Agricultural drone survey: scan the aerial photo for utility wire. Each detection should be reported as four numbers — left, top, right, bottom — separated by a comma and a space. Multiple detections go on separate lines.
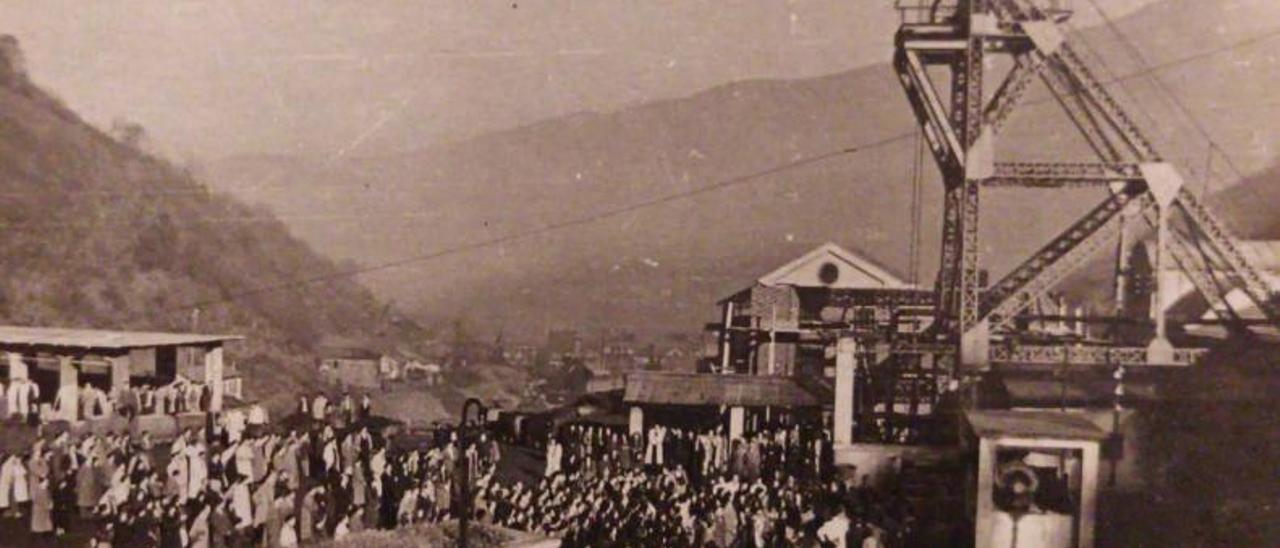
1082, 0, 1279, 266
3, 27, 1276, 236
1084, 0, 1252, 185
172, 28, 1280, 311
183, 134, 914, 310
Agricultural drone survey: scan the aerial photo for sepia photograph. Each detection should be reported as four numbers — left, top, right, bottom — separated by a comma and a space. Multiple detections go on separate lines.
0, 0, 1275, 546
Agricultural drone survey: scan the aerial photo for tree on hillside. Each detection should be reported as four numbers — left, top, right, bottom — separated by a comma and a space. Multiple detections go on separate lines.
110, 118, 148, 150
134, 212, 179, 271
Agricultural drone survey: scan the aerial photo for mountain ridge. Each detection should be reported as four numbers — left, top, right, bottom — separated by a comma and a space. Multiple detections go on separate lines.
207, 0, 1280, 341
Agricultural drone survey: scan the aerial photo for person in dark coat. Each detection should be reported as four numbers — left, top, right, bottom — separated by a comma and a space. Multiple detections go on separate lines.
158, 496, 184, 548
52, 473, 75, 536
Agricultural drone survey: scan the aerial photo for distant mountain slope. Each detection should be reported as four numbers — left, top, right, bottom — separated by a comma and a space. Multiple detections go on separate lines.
1212, 163, 1280, 239
208, 0, 1280, 339
0, 38, 409, 408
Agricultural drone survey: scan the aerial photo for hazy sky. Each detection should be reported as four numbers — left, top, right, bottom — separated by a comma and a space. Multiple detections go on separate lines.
0, 0, 1159, 161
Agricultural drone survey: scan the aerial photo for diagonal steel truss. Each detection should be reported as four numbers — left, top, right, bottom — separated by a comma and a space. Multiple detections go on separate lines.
892, 0, 1278, 370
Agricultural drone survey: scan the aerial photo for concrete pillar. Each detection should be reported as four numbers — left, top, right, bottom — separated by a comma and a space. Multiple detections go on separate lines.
728, 406, 745, 440
767, 304, 777, 376
974, 438, 996, 547
720, 302, 734, 374
1147, 207, 1175, 363
833, 337, 857, 446
59, 356, 79, 421
109, 355, 130, 391
628, 406, 644, 436
204, 345, 225, 412
7, 352, 27, 381
1080, 442, 1101, 548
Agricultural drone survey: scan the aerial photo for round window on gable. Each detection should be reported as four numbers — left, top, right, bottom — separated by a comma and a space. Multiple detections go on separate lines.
818, 262, 840, 285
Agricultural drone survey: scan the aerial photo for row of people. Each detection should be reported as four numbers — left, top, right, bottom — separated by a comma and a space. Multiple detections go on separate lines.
298, 392, 372, 425
546, 423, 835, 486
0, 378, 219, 424
0, 405, 505, 547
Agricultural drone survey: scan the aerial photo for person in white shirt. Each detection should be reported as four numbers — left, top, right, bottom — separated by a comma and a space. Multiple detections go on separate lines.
333, 515, 350, 539
311, 393, 328, 421
817, 505, 851, 546
544, 437, 562, 477
279, 515, 299, 547
229, 477, 253, 532
225, 409, 247, 443
645, 426, 665, 466
6, 379, 24, 418
247, 403, 267, 426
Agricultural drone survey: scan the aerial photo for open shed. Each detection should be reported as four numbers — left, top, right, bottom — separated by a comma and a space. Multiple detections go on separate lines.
0, 325, 240, 420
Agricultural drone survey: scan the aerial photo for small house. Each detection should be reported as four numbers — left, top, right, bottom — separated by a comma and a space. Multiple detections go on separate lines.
318, 338, 384, 390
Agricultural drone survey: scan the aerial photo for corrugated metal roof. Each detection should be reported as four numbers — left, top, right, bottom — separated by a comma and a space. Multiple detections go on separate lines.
0, 325, 241, 350
965, 410, 1109, 442
624, 371, 824, 407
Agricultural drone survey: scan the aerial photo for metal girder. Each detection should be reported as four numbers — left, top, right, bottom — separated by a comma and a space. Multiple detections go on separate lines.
892, 0, 1274, 382
1175, 190, 1280, 318
951, 6, 986, 340
995, 0, 1278, 325
894, 47, 964, 176
1052, 45, 1160, 161
983, 54, 1044, 134
998, 0, 1157, 161
983, 190, 1147, 329
985, 161, 1144, 187
903, 39, 969, 52
893, 339, 1204, 367
989, 344, 1205, 367
1036, 56, 1129, 163
891, 339, 955, 355
936, 186, 964, 331
821, 288, 936, 308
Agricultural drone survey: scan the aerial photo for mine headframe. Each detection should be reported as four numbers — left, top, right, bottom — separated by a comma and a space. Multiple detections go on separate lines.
891, 0, 1279, 373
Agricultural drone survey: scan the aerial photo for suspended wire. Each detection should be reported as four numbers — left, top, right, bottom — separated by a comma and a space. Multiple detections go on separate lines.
1083, 0, 1251, 187
1, 28, 1272, 237
181, 133, 916, 311
116, 28, 1280, 312
1081, 0, 1280, 266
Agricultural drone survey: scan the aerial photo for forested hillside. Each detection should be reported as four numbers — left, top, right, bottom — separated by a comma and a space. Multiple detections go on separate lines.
0, 37, 409, 407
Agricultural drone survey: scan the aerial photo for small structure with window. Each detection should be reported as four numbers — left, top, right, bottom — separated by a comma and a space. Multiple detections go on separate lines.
0, 325, 240, 421
318, 338, 385, 389
964, 409, 1105, 548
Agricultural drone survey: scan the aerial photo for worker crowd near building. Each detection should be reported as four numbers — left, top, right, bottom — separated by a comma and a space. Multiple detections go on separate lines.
0, 389, 503, 547
483, 423, 931, 546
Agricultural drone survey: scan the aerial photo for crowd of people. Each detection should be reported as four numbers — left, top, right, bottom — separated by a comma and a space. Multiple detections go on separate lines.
0, 390, 503, 547
0, 386, 942, 547
543, 424, 836, 485
0, 377, 223, 425
504, 422, 925, 547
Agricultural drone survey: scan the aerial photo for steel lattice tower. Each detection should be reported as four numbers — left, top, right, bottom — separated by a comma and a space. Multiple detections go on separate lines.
893, 0, 1278, 371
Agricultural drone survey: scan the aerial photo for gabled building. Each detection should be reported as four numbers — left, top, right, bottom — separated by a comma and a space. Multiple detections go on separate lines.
710, 242, 932, 378
628, 243, 933, 441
